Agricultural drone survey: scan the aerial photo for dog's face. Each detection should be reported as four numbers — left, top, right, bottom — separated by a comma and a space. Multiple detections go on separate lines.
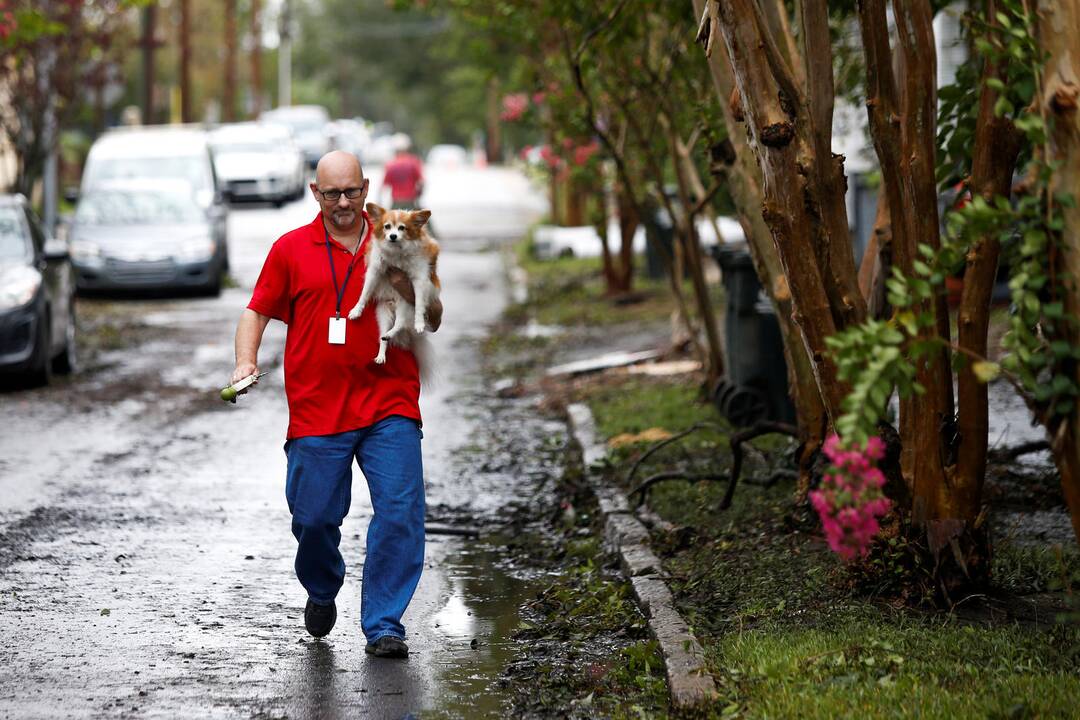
366, 204, 431, 247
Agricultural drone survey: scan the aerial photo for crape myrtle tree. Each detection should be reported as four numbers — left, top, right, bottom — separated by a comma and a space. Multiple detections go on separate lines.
0, 0, 144, 198
698, 0, 1080, 596
410, 0, 730, 385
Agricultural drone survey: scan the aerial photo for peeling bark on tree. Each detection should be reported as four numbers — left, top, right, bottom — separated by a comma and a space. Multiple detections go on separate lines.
710, 0, 865, 419
692, 0, 826, 488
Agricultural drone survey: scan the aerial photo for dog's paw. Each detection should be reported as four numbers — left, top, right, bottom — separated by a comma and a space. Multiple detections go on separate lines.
374, 354, 386, 365
413, 321, 426, 334
347, 305, 364, 320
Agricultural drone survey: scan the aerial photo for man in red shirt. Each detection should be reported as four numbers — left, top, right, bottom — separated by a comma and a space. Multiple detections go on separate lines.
230, 150, 442, 658
381, 135, 424, 209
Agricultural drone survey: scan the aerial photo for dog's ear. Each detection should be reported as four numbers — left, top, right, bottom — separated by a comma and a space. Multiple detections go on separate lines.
366, 203, 385, 221
410, 209, 432, 228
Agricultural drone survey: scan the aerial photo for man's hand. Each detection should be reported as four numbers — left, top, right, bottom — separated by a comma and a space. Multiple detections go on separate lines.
231, 362, 259, 394
387, 267, 443, 332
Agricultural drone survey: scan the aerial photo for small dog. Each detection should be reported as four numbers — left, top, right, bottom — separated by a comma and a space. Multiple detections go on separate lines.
347, 203, 440, 383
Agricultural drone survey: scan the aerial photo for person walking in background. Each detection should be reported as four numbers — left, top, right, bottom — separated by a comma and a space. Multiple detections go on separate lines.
381, 134, 425, 210
230, 150, 442, 658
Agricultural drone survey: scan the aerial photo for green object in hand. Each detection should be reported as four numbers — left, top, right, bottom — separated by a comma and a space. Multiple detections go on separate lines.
220, 371, 269, 403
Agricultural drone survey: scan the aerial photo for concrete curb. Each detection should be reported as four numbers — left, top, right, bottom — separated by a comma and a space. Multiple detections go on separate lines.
566, 403, 718, 709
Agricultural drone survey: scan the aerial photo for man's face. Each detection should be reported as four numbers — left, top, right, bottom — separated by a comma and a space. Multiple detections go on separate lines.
311, 167, 369, 231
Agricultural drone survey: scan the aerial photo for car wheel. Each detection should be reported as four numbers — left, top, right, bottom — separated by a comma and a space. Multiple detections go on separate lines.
52, 301, 77, 375
26, 315, 52, 387
204, 268, 223, 297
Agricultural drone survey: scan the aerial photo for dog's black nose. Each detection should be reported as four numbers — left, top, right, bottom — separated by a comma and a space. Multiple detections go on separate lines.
389, 233, 398, 241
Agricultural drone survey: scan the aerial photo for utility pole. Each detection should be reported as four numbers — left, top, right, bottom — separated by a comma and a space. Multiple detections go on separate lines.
139, 3, 163, 124
224, 0, 238, 122
180, 0, 192, 123
250, 0, 263, 117
278, 0, 292, 107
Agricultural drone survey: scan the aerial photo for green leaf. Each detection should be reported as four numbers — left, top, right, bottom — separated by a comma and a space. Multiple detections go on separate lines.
972, 361, 1001, 383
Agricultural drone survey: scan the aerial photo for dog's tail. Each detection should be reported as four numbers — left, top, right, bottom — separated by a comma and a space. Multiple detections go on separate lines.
412, 335, 439, 389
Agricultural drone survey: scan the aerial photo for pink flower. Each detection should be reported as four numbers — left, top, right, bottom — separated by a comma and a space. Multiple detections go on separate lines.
810, 434, 892, 562
538, 144, 562, 170
500, 93, 529, 122
572, 140, 600, 167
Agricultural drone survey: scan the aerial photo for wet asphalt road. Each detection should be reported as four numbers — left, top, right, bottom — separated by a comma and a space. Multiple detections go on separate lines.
0, 168, 555, 719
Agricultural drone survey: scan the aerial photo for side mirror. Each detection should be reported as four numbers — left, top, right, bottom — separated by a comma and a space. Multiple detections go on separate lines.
43, 237, 70, 261
63, 186, 79, 204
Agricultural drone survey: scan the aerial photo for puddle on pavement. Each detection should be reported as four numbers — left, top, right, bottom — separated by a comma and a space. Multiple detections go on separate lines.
425, 533, 542, 718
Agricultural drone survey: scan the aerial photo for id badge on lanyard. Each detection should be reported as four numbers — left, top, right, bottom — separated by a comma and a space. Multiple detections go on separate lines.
328, 317, 347, 344
325, 228, 359, 345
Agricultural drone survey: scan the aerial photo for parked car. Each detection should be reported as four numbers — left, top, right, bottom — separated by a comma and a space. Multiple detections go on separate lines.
0, 194, 76, 385
426, 143, 469, 168
259, 105, 331, 167
327, 118, 372, 163
210, 122, 306, 206
69, 180, 228, 296
73, 124, 229, 262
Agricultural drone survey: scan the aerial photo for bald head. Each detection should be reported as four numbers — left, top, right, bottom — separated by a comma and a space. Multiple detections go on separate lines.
315, 150, 364, 186
311, 151, 369, 234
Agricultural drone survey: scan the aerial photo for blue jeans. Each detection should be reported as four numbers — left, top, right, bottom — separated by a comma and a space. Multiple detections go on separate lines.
284, 415, 425, 643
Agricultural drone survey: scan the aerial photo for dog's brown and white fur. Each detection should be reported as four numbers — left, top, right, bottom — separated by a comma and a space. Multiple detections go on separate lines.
347, 203, 440, 382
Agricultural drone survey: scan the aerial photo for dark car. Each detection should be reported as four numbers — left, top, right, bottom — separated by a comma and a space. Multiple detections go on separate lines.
0, 194, 77, 385
68, 180, 228, 295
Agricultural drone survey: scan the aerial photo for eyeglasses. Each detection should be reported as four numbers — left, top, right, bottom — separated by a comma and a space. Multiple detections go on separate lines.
316, 185, 365, 201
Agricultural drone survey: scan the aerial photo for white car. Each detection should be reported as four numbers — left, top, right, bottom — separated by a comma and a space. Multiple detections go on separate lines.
426, 144, 469, 168
76, 124, 228, 263
211, 122, 306, 206
259, 105, 331, 167
327, 118, 372, 162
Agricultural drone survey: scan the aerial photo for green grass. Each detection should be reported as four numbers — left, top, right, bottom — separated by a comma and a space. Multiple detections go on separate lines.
578, 379, 1080, 719
510, 234, 723, 328
713, 621, 1080, 719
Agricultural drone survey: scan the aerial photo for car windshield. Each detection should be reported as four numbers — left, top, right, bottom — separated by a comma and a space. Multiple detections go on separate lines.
267, 117, 323, 135
0, 207, 29, 260
75, 190, 203, 226
85, 156, 211, 192
213, 140, 278, 154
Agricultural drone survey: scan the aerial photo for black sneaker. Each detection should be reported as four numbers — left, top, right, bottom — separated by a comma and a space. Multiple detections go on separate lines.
304, 599, 336, 638
365, 635, 409, 658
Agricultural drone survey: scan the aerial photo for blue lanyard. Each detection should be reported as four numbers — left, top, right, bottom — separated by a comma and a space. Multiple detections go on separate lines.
324, 227, 361, 318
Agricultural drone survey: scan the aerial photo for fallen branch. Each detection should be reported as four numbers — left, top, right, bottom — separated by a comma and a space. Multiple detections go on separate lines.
988, 440, 1051, 463
625, 421, 725, 487
630, 471, 728, 507
723, 421, 799, 509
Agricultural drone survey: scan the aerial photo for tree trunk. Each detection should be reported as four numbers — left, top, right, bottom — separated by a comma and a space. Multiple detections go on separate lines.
1037, 0, 1080, 544
180, 0, 192, 123
709, 0, 862, 420
954, 1, 1022, 521
693, 0, 826, 475
486, 76, 502, 164
224, 0, 237, 122
857, 192, 892, 319
616, 182, 637, 293
250, 0, 263, 118
857, 0, 955, 523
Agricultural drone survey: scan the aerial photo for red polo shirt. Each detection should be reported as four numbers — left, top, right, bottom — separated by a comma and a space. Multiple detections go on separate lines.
248, 212, 421, 439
